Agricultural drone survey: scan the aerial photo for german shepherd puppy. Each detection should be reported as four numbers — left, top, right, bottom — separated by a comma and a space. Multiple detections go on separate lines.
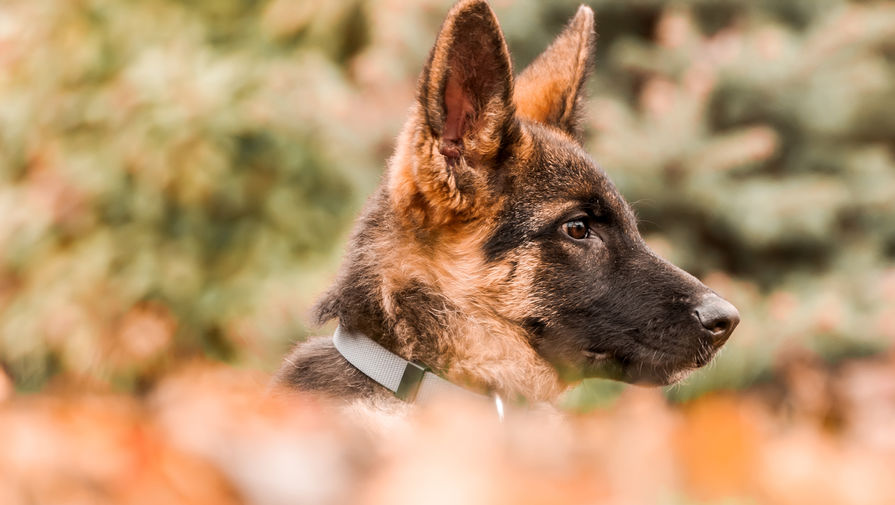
276, 0, 739, 406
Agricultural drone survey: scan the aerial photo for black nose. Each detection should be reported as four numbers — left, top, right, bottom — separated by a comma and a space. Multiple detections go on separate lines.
693, 294, 740, 348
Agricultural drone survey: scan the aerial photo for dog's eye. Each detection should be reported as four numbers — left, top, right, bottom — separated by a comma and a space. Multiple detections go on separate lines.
563, 218, 590, 240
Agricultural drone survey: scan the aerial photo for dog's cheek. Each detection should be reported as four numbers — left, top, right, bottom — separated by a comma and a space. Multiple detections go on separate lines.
544, 239, 612, 304
528, 242, 633, 350
490, 248, 545, 323
526, 244, 593, 320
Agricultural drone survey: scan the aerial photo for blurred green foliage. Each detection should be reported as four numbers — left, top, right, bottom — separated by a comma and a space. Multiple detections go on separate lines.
0, 0, 893, 401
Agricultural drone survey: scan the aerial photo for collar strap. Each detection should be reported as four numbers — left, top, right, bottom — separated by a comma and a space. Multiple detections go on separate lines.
332, 325, 495, 409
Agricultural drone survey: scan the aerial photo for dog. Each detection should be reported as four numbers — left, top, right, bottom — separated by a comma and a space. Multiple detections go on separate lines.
275, 0, 739, 411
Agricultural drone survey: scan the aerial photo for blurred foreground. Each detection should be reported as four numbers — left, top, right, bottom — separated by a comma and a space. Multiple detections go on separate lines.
3, 358, 895, 505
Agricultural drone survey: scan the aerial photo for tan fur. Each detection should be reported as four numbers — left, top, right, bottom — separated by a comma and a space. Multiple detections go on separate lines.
373, 1, 596, 402
384, 149, 564, 400
280, 1, 602, 406
515, 6, 596, 141
383, 67, 566, 399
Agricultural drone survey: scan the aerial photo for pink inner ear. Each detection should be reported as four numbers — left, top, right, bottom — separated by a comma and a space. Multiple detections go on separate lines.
440, 72, 474, 160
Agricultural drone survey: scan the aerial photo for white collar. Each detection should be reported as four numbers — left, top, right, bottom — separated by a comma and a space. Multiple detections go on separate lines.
332, 325, 504, 420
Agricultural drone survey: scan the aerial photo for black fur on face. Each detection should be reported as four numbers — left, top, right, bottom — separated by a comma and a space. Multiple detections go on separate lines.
486, 124, 731, 386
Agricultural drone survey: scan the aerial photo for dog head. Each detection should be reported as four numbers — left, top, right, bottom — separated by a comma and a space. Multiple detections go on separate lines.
378, 0, 739, 389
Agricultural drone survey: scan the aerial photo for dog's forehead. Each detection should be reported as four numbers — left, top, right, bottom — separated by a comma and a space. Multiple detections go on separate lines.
512, 125, 629, 216
482, 124, 641, 261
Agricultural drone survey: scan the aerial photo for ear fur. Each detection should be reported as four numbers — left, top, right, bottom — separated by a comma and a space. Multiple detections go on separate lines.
391, 0, 519, 228
514, 5, 596, 141
419, 0, 517, 165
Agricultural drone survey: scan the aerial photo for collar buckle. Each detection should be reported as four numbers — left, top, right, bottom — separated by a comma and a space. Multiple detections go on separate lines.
395, 360, 428, 401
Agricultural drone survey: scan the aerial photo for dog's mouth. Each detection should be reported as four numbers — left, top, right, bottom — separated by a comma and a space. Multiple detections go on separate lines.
532, 322, 728, 387
581, 344, 715, 386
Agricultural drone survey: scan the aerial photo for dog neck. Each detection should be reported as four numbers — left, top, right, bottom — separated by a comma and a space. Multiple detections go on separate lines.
313, 188, 566, 403
332, 324, 507, 418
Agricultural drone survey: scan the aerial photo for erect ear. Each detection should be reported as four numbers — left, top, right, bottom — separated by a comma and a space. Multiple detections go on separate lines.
514, 5, 596, 142
397, 0, 519, 226
418, 0, 517, 170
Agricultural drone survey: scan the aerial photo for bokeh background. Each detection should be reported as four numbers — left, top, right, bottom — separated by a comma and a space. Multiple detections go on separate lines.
2, 0, 895, 503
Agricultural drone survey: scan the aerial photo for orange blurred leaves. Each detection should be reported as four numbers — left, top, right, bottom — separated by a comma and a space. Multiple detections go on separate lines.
674, 394, 762, 501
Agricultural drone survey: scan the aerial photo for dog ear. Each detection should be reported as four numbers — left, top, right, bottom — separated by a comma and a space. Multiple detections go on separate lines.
394, 0, 519, 227
419, 0, 517, 166
514, 5, 596, 142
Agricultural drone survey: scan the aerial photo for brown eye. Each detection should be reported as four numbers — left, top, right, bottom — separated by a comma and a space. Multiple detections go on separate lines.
563, 219, 590, 240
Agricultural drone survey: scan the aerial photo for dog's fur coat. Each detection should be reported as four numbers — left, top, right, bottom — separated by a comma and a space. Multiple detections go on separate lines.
275, 0, 739, 410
